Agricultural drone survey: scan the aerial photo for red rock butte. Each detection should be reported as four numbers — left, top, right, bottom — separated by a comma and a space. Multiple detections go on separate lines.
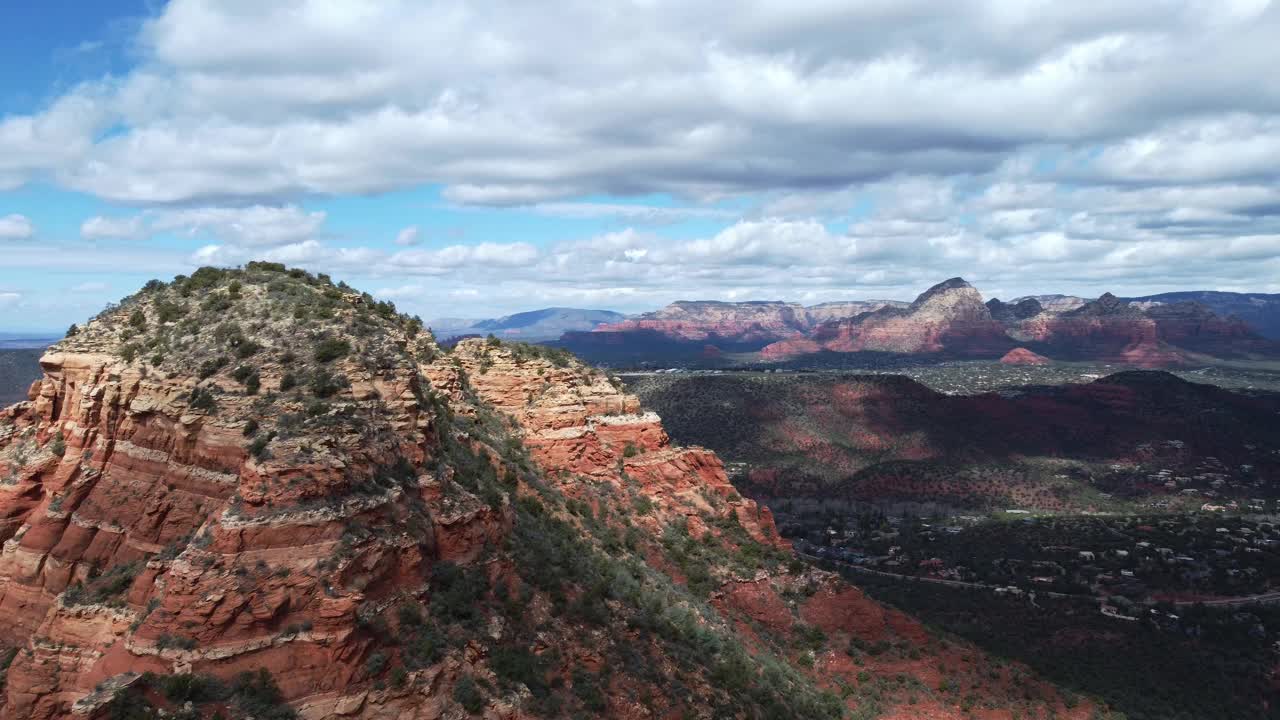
1000, 348, 1051, 365
0, 265, 1095, 719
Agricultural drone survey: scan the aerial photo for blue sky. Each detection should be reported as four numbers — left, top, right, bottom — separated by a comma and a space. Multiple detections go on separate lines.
3, 1, 1280, 331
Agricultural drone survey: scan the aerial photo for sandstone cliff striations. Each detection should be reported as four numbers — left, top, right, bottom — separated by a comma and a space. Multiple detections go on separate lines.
595, 300, 906, 345
763, 278, 1014, 359
0, 265, 1091, 719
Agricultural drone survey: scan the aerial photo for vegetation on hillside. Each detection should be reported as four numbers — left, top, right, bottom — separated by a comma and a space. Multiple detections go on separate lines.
849, 570, 1280, 720
66, 264, 847, 718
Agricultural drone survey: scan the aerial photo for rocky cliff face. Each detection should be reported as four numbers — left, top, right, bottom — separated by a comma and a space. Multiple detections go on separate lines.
594, 299, 904, 345
1006, 293, 1273, 367
762, 283, 1275, 367
1011, 294, 1089, 314
0, 266, 1091, 720
986, 298, 1044, 324
1123, 290, 1280, 340
763, 278, 1013, 358
556, 282, 1274, 368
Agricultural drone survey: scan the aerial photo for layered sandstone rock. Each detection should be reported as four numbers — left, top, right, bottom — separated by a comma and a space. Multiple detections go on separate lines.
1001, 292, 1278, 367
0, 267, 1094, 720
763, 278, 1013, 358
758, 283, 1274, 367
0, 270, 504, 719
593, 299, 905, 345
445, 340, 783, 547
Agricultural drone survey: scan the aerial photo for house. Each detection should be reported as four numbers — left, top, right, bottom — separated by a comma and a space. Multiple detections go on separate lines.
1078, 551, 1095, 561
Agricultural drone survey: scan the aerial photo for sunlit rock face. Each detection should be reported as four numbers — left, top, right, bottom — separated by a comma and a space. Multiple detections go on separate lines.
0, 266, 1096, 720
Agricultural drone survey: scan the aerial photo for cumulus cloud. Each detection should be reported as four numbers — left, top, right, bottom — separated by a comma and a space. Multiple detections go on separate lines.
81, 215, 146, 240
0, 0, 1275, 205
527, 202, 735, 223
395, 226, 421, 246
152, 205, 326, 246
82, 205, 325, 245
0, 214, 34, 240
3, 0, 1280, 322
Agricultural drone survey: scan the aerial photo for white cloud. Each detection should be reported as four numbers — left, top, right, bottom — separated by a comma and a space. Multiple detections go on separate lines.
1080, 114, 1280, 183
0, 214, 34, 240
527, 202, 735, 223
0, 292, 20, 307
395, 226, 421, 246
2, 1, 1280, 319
82, 205, 326, 246
0, 0, 1277, 205
391, 242, 539, 272
153, 205, 326, 247
81, 215, 146, 240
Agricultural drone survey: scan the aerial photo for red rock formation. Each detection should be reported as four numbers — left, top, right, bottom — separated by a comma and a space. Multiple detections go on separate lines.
594, 299, 905, 345
764, 278, 1013, 358
1000, 347, 1051, 365
0, 267, 1096, 720
762, 285, 1275, 367
443, 340, 785, 548
1001, 293, 1272, 367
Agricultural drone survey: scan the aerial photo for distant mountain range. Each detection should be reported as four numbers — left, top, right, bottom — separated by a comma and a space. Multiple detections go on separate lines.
1121, 291, 1280, 340
427, 307, 626, 341
555, 280, 1280, 368
0, 349, 43, 406
0, 332, 60, 350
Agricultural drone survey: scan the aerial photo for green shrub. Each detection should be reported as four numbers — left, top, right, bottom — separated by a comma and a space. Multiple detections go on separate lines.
232, 365, 261, 394
188, 387, 218, 412
453, 675, 485, 713
365, 651, 389, 677
248, 432, 276, 460
571, 668, 606, 712
491, 644, 549, 697
202, 294, 234, 313
314, 337, 351, 363
247, 261, 287, 274
430, 562, 488, 624
198, 356, 228, 379
49, 432, 66, 457
156, 633, 198, 650
155, 300, 185, 323
309, 369, 347, 398
186, 267, 228, 291
63, 562, 139, 607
